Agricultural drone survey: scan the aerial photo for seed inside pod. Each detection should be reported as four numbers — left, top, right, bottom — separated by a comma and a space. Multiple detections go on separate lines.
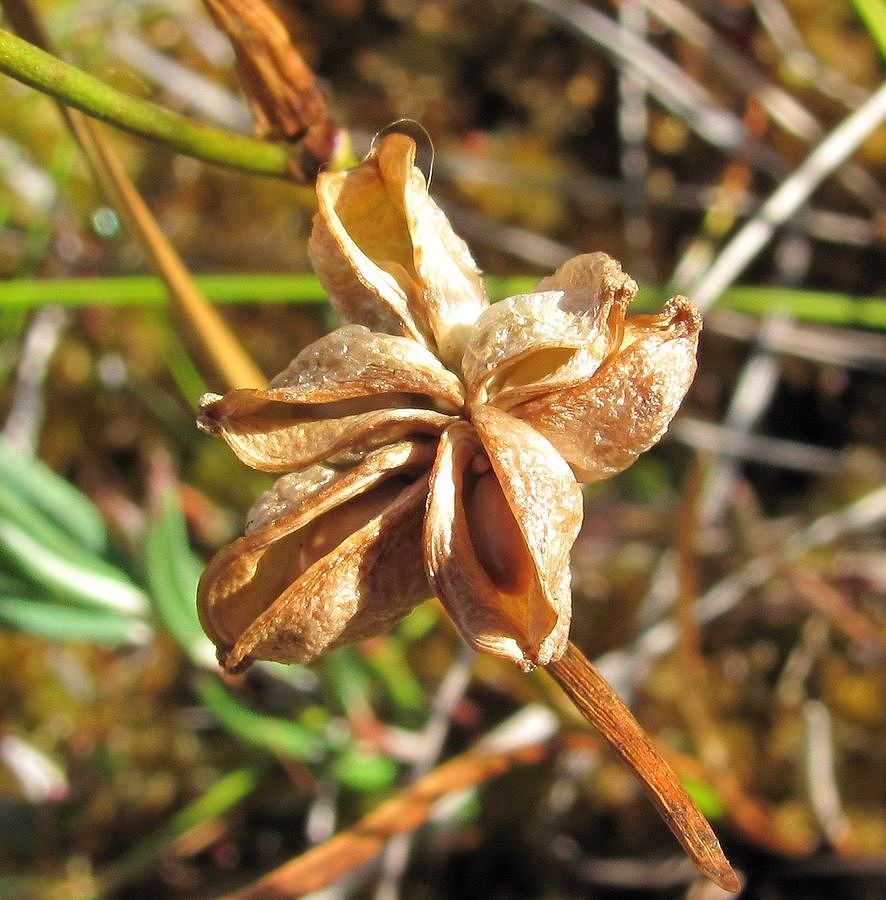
466, 466, 532, 595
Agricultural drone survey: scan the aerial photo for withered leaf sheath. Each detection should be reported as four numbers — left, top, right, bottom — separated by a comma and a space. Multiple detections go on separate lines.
197, 132, 701, 673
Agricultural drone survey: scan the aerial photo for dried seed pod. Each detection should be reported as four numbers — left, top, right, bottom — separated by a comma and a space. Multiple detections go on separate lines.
197, 130, 735, 890
309, 133, 488, 370
462, 252, 635, 407
424, 409, 581, 671
198, 441, 434, 670
512, 297, 701, 482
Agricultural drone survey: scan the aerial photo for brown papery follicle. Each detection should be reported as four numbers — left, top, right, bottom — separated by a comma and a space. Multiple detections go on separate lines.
297, 479, 411, 573
466, 470, 533, 595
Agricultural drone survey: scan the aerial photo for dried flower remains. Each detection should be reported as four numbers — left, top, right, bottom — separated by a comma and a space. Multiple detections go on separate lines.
197, 132, 738, 891
198, 132, 700, 673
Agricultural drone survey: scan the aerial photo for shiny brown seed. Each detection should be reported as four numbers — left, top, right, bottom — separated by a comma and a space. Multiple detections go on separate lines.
466, 469, 533, 595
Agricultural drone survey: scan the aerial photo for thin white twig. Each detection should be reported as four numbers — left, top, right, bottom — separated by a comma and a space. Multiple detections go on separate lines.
110, 31, 252, 131
803, 700, 853, 848
753, 0, 870, 109
641, 0, 822, 142
0, 734, 68, 802
707, 311, 886, 373
691, 83, 886, 310
641, 0, 883, 215
617, 1, 653, 278
432, 149, 876, 249
523, 0, 747, 149
373, 642, 475, 900
696, 315, 789, 522
445, 202, 573, 270
3, 305, 68, 456
671, 417, 875, 478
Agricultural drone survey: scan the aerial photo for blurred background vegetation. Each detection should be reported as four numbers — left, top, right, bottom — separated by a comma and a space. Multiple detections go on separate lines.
0, 0, 884, 897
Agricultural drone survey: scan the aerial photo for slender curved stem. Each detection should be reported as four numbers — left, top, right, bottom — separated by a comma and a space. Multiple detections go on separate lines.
0, 27, 292, 178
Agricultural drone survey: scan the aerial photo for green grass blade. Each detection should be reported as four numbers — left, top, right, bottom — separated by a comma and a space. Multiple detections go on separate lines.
97, 766, 263, 895
680, 775, 728, 820
156, 311, 210, 409
364, 639, 426, 716
0, 594, 150, 644
0, 518, 148, 614
332, 748, 399, 792
686, 285, 886, 329
0, 478, 115, 572
144, 491, 216, 667
0, 450, 148, 612
0, 273, 326, 307
196, 675, 326, 761
854, 0, 886, 58
0, 437, 108, 553
2, 273, 883, 329
323, 646, 373, 716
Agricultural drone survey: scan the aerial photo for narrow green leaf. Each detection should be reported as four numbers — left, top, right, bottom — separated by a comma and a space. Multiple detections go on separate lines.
97, 766, 262, 895
364, 639, 426, 716
0, 478, 144, 610
681, 775, 727, 820
196, 675, 326, 761
706, 285, 886, 329
323, 646, 373, 716
0, 572, 34, 595
144, 491, 215, 667
0, 437, 107, 553
0, 448, 146, 613
854, 0, 886, 58
396, 603, 440, 641
155, 311, 210, 409
332, 749, 399, 793
0, 595, 150, 645
0, 519, 148, 614
0, 273, 326, 307
634, 282, 886, 328
0, 479, 117, 576
2, 274, 884, 330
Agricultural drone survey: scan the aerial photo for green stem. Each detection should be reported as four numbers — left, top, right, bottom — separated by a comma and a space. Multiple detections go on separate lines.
0, 273, 326, 306
853, 0, 886, 58
0, 27, 292, 177
2, 273, 885, 330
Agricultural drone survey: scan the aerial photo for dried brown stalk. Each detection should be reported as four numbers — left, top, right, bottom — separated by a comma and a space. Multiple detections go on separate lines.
201, 0, 339, 181
223, 740, 553, 899
1, 0, 267, 393
790, 569, 886, 651
547, 641, 741, 893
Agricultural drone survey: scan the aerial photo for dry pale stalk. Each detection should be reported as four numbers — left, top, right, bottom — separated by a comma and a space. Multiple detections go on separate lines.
197, 130, 738, 890
201, 0, 340, 180
548, 642, 741, 893
2, 0, 267, 393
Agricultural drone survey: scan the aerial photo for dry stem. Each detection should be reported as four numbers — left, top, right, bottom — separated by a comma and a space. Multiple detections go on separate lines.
547, 640, 741, 893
